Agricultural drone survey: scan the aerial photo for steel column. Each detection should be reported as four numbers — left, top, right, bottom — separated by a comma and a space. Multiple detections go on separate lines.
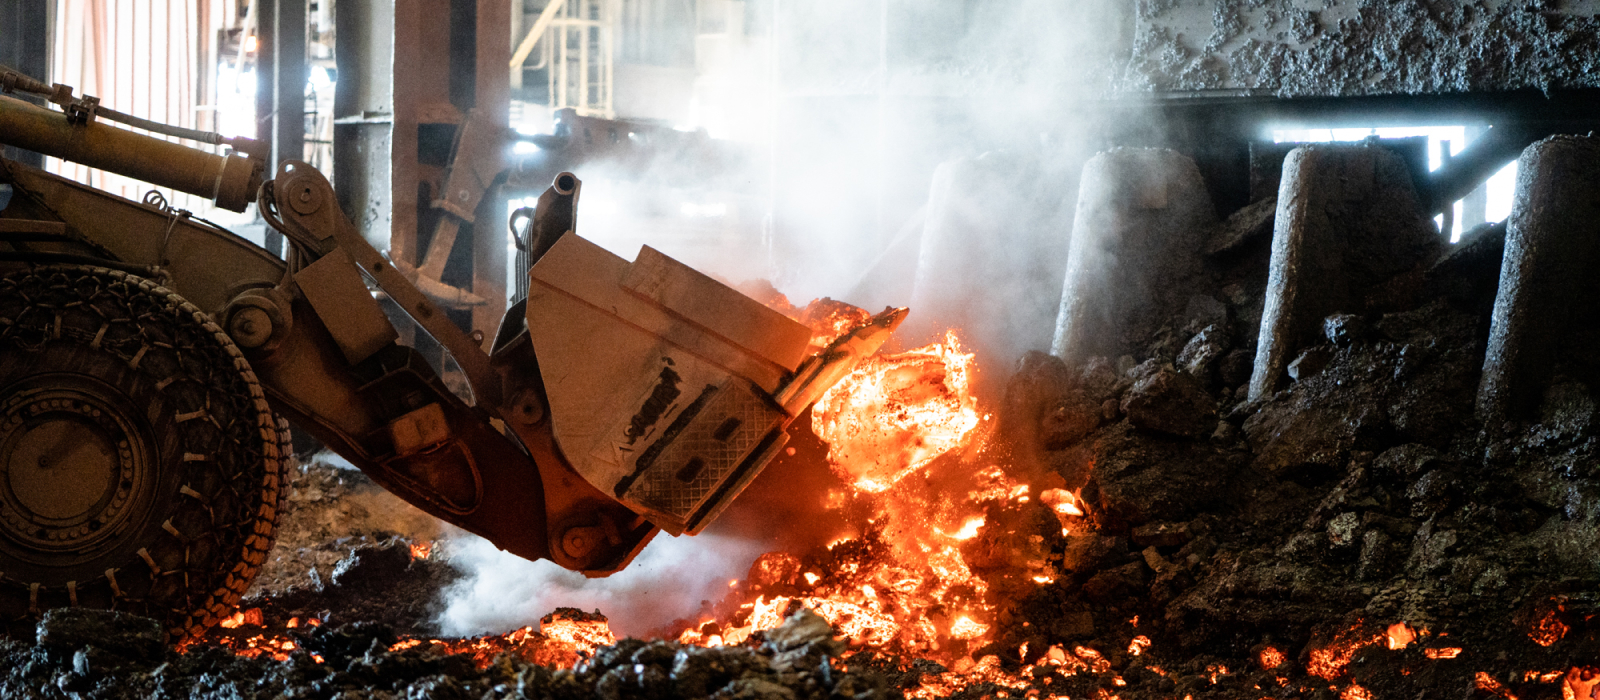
334, 0, 508, 356
272, 0, 307, 168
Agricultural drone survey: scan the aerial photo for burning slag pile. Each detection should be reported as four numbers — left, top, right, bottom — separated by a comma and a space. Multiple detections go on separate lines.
4, 136, 1600, 700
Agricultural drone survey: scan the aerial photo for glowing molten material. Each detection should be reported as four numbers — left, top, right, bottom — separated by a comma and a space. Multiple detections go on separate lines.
758, 293, 874, 350
541, 611, 617, 651
394, 609, 617, 669
1128, 636, 1151, 656
672, 329, 1079, 698
1477, 671, 1521, 700
798, 299, 874, 349
1308, 622, 1386, 680
949, 616, 988, 640
1564, 667, 1600, 700
1258, 646, 1286, 670
1531, 607, 1569, 647
1386, 622, 1416, 649
1040, 488, 1084, 517
812, 332, 980, 492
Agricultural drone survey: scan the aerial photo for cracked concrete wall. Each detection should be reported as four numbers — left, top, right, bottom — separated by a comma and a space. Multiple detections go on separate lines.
1119, 0, 1600, 97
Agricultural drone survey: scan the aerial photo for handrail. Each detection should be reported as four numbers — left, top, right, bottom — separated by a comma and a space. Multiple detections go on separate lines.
510, 0, 566, 70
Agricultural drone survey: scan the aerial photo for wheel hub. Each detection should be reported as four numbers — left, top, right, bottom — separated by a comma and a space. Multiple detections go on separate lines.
0, 379, 153, 564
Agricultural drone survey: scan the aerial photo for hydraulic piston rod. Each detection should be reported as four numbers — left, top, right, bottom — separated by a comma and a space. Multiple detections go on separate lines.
0, 94, 263, 211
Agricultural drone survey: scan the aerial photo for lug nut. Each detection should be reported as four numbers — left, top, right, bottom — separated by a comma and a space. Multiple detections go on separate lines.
229, 307, 273, 349
509, 390, 544, 425
561, 525, 602, 561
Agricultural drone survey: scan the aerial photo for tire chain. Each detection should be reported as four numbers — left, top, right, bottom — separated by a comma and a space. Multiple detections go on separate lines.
0, 265, 285, 642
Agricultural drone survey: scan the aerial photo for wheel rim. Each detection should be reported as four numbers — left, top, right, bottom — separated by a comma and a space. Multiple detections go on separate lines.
0, 375, 156, 567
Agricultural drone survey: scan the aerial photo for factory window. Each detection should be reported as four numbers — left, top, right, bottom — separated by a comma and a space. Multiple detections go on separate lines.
48, 0, 225, 213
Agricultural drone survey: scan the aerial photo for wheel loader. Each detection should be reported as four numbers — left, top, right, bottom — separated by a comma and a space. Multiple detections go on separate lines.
0, 71, 904, 641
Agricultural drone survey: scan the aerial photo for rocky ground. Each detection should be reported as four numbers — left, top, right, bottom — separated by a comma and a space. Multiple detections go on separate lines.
250, 455, 447, 603
952, 216, 1600, 699
231, 457, 459, 638
0, 607, 895, 700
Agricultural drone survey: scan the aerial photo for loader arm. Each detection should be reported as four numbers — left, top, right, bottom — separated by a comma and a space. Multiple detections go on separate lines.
254, 159, 655, 573
0, 85, 905, 578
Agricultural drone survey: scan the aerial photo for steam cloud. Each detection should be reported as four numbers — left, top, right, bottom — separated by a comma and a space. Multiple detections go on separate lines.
438, 1, 1140, 637
438, 531, 769, 638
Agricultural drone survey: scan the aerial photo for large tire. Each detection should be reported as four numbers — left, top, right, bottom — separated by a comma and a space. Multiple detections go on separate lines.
0, 265, 285, 642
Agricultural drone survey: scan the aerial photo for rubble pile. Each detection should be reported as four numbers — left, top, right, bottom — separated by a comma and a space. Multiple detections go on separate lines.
966, 304, 1596, 699
182, 458, 466, 657
252, 457, 448, 600
952, 190, 1600, 696
0, 608, 897, 700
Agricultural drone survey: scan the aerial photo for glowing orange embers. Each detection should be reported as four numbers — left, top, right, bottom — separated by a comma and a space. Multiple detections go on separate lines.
219, 608, 264, 629
1564, 667, 1600, 700
1127, 636, 1151, 656
1477, 671, 1521, 700
1386, 622, 1416, 650
230, 636, 299, 660
408, 539, 434, 561
1258, 646, 1287, 670
1341, 683, 1373, 700
1205, 663, 1229, 684
1308, 621, 1387, 680
199, 609, 320, 661
1425, 647, 1463, 659
812, 332, 980, 493
397, 609, 617, 669
1530, 605, 1569, 647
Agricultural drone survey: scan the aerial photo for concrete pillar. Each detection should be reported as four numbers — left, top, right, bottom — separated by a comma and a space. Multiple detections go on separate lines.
1051, 148, 1215, 363
1477, 135, 1600, 424
902, 152, 1068, 368
1248, 143, 1439, 401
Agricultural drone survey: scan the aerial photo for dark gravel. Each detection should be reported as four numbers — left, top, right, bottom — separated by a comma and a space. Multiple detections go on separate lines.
0, 608, 899, 700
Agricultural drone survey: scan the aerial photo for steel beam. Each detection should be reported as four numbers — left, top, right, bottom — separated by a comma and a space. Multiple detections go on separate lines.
334, 0, 509, 365
273, 0, 308, 169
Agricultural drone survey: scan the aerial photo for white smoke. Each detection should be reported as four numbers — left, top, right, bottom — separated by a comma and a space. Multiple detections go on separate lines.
311, 448, 360, 471
437, 531, 769, 638
432, 1, 1140, 638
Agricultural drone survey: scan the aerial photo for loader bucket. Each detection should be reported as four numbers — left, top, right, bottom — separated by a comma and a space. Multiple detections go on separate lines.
524, 233, 902, 535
